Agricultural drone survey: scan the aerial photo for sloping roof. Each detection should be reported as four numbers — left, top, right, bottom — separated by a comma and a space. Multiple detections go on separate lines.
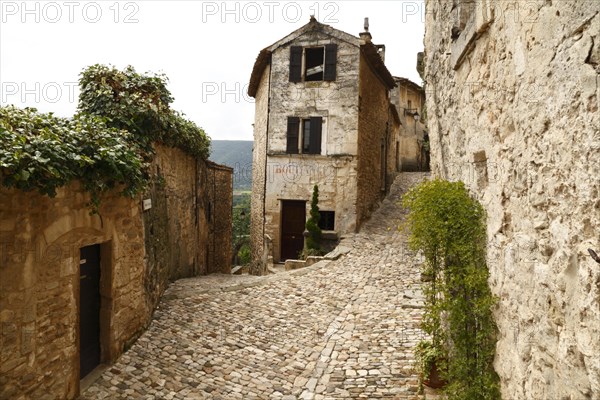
266, 16, 360, 52
361, 42, 396, 90
394, 76, 423, 92
248, 18, 396, 97
248, 49, 272, 99
206, 160, 234, 172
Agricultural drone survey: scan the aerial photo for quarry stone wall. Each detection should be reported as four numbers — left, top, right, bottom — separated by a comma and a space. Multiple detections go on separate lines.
0, 183, 146, 400
356, 51, 390, 228
250, 65, 271, 274
0, 144, 232, 399
424, 1, 600, 398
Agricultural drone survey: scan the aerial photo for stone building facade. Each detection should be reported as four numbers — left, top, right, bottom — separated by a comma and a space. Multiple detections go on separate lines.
423, 1, 599, 398
390, 77, 428, 172
248, 18, 398, 269
206, 161, 234, 275
0, 145, 232, 399
142, 145, 233, 308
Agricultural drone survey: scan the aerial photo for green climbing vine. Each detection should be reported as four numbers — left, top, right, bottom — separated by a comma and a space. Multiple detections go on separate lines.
0, 106, 146, 209
0, 64, 211, 210
78, 64, 210, 160
402, 179, 500, 399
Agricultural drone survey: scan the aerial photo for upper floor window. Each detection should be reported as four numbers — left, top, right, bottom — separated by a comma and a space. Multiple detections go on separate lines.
289, 44, 337, 83
286, 116, 322, 155
302, 119, 313, 153
305, 47, 324, 81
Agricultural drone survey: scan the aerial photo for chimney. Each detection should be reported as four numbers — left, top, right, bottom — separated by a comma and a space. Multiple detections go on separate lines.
359, 17, 372, 44
376, 44, 386, 63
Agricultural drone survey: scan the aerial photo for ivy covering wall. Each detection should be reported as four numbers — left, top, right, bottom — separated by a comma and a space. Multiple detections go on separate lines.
78, 65, 210, 160
0, 64, 210, 209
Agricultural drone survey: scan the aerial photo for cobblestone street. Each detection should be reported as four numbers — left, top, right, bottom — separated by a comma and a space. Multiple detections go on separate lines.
80, 173, 436, 400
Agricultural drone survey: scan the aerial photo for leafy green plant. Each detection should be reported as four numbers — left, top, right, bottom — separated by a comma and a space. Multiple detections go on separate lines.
0, 106, 147, 209
415, 340, 441, 373
237, 244, 251, 265
403, 179, 500, 399
0, 65, 211, 211
414, 339, 446, 390
305, 185, 322, 254
232, 193, 251, 265
78, 64, 210, 160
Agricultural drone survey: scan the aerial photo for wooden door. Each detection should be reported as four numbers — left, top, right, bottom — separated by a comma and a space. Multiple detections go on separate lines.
281, 200, 306, 261
79, 244, 101, 378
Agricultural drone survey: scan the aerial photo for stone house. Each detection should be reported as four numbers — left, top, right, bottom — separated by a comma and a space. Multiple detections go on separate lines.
390, 77, 428, 172
423, 0, 599, 398
248, 17, 399, 268
0, 144, 232, 399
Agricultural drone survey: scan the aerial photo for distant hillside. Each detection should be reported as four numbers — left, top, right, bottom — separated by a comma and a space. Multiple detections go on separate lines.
209, 140, 253, 191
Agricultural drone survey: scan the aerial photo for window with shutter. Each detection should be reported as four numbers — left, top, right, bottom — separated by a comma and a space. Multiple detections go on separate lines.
324, 44, 337, 81
286, 117, 300, 154
287, 117, 323, 155
297, 117, 322, 155
290, 44, 338, 82
289, 46, 302, 82
308, 117, 322, 154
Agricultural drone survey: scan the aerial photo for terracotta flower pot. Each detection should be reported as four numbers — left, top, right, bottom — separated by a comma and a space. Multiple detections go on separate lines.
423, 359, 447, 389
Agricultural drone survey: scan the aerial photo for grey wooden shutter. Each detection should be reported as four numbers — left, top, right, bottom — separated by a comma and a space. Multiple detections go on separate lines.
289, 46, 302, 82
309, 117, 322, 154
287, 117, 300, 153
324, 44, 337, 81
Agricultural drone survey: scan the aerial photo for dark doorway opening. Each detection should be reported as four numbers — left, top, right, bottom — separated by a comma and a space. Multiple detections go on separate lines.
281, 200, 306, 261
79, 244, 101, 379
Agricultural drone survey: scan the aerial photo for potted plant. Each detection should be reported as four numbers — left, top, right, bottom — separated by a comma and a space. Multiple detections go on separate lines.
415, 339, 446, 389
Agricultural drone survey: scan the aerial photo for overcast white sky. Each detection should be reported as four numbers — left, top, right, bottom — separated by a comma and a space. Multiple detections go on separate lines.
0, 0, 425, 141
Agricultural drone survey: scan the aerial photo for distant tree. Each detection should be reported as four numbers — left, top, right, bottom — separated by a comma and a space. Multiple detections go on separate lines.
232, 193, 251, 265
305, 185, 322, 253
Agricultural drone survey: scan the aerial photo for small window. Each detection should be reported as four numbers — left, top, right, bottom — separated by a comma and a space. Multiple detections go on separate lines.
287, 116, 322, 155
303, 117, 322, 154
319, 211, 335, 230
305, 47, 324, 81
302, 119, 312, 153
289, 44, 337, 82
407, 99, 412, 110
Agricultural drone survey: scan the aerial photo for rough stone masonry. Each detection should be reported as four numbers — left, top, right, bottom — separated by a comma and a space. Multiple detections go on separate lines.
423, 1, 599, 398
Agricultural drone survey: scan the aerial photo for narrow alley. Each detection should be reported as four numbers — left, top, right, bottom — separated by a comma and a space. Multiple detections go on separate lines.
80, 173, 435, 400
